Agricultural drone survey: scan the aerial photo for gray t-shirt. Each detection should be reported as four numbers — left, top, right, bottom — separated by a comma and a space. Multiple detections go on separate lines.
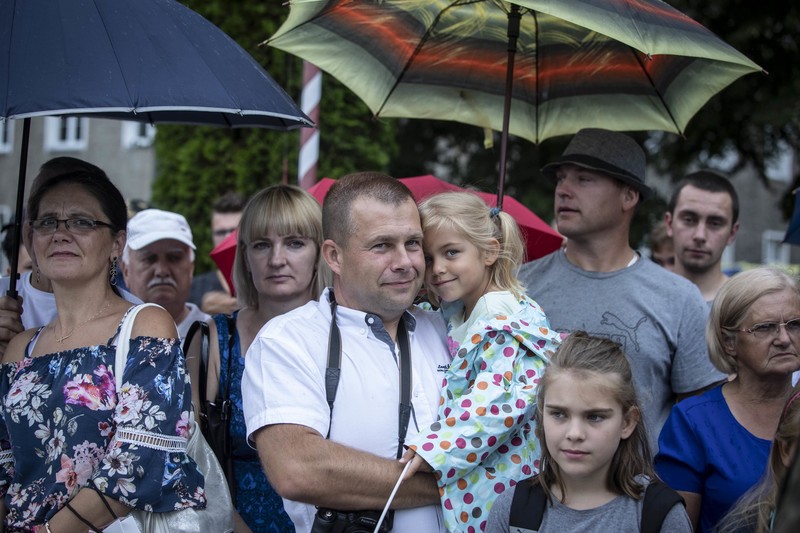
485, 480, 692, 533
518, 251, 725, 451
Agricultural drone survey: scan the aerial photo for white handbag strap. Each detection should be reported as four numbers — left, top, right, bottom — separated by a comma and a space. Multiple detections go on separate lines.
114, 303, 160, 390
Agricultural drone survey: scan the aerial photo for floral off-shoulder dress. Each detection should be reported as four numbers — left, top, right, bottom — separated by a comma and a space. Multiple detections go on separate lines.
0, 306, 205, 531
408, 291, 562, 533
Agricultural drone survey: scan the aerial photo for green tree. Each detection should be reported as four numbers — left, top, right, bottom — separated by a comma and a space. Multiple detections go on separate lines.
152, 1, 398, 272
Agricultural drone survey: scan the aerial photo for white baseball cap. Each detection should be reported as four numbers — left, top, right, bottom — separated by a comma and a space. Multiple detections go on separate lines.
126, 209, 196, 250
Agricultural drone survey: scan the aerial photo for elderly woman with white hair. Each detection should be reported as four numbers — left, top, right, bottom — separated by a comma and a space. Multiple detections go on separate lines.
656, 266, 800, 533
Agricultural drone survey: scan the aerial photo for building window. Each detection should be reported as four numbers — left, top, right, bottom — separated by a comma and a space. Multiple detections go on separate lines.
762, 229, 791, 264
44, 116, 89, 151
121, 121, 156, 149
0, 120, 13, 154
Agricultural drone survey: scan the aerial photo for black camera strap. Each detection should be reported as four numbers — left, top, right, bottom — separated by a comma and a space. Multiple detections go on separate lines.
325, 294, 413, 459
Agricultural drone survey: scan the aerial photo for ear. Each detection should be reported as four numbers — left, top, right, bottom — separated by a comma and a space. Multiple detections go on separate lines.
321, 239, 343, 276
483, 239, 500, 267
779, 438, 797, 469
664, 211, 674, 237
111, 231, 126, 262
727, 221, 740, 246
620, 186, 639, 212
722, 329, 738, 356
620, 406, 640, 440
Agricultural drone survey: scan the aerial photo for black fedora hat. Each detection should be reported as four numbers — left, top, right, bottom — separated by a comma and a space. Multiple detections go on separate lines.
541, 128, 652, 200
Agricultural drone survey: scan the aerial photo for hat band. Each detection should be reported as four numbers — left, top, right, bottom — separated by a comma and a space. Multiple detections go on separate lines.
557, 153, 643, 185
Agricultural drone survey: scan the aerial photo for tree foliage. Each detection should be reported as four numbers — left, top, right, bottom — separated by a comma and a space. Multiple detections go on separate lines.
152, 1, 398, 272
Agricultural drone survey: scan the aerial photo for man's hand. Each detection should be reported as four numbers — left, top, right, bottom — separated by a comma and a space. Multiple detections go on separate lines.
399, 448, 433, 481
0, 295, 24, 359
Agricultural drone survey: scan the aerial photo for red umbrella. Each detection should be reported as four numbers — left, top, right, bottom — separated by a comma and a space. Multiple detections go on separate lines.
212, 176, 562, 287
310, 175, 563, 261
210, 230, 238, 298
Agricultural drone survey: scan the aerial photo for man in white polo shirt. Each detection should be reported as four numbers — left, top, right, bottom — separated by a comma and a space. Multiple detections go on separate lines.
243, 173, 451, 533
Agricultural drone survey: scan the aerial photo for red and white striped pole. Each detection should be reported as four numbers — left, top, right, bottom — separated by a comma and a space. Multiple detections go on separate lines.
298, 61, 321, 189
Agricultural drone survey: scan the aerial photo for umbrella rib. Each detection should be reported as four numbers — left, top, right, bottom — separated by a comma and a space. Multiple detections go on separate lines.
631, 50, 683, 137
376, 0, 483, 116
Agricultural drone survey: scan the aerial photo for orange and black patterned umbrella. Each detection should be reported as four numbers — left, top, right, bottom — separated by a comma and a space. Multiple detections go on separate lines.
269, 0, 762, 206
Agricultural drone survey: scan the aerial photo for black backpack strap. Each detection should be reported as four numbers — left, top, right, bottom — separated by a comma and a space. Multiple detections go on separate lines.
641, 480, 684, 533
509, 479, 547, 532
183, 320, 211, 406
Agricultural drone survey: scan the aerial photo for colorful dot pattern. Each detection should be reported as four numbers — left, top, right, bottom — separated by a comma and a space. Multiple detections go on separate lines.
408, 294, 561, 532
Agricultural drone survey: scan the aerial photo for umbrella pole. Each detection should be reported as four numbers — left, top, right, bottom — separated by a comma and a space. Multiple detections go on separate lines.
6, 117, 31, 299
497, 4, 521, 212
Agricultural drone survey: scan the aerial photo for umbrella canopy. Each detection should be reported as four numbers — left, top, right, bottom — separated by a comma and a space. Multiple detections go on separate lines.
308, 175, 563, 261
269, 0, 762, 210
1, 0, 313, 296
213, 175, 562, 290
1, 0, 313, 129
269, 0, 760, 143
783, 193, 800, 246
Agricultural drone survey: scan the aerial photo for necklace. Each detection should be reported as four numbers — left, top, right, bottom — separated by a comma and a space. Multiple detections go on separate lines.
53, 301, 112, 343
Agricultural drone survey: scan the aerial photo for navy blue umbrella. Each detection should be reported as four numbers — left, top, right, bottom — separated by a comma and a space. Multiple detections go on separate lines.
0, 0, 313, 296
783, 191, 800, 246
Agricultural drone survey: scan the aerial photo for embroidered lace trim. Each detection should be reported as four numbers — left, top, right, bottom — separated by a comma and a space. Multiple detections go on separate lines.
114, 428, 188, 453
0, 449, 13, 465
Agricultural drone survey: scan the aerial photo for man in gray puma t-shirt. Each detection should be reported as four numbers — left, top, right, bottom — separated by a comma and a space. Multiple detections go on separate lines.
519, 129, 724, 452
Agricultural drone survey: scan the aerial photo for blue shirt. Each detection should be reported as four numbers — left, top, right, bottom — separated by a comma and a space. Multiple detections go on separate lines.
655, 385, 771, 532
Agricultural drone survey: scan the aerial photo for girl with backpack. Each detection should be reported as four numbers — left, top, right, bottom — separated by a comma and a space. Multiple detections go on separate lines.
399, 191, 562, 532
484, 332, 691, 533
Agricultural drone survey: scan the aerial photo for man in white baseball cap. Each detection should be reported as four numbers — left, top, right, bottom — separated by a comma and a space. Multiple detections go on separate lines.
121, 209, 209, 339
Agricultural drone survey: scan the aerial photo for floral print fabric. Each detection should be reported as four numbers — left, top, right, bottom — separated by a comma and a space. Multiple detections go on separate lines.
0, 314, 204, 531
408, 293, 561, 533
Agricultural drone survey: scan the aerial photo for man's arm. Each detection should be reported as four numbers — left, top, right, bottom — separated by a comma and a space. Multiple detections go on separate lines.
0, 295, 24, 359
254, 423, 440, 510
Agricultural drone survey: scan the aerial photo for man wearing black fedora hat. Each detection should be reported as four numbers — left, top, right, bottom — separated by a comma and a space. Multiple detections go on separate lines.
518, 128, 725, 453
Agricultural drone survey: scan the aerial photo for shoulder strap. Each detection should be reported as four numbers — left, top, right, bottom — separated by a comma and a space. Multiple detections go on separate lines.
219, 314, 236, 403
114, 303, 160, 390
184, 320, 211, 406
641, 480, 684, 533
509, 479, 547, 532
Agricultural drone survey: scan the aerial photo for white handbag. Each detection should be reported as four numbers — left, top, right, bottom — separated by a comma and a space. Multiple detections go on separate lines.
106, 304, 234, 533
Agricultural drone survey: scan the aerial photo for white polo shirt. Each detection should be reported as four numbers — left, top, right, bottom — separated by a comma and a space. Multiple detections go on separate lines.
243, 289, 452, 533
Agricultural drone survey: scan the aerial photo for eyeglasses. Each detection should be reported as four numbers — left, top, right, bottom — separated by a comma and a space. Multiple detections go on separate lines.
723, 318, 800, 339
31, 217, 113, 235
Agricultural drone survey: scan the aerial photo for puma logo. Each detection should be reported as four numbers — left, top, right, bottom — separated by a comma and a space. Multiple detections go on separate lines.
600, 312, 648, 352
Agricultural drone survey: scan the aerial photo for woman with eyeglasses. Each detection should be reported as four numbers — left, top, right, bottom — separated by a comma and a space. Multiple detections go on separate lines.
0, 170, 204, 532
655, 266, 800, 533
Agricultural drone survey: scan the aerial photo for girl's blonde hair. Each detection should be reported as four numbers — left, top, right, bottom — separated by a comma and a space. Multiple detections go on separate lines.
707, 266, 800, 374
233, 185, 329, 308
417, 191, 525, 306
717, 384, 800, 533
534, 331, 654, 502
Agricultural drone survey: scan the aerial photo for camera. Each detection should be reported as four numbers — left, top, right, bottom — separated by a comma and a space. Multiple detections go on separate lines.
310, 508, 393, 533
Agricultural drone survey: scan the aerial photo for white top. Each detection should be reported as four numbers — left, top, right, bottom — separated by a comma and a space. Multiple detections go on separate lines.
0, 272, 142, 330
242, 289, 452, 533
176, 302, 210, 341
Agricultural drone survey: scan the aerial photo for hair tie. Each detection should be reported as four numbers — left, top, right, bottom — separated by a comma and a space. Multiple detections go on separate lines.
489, 207, 501, 218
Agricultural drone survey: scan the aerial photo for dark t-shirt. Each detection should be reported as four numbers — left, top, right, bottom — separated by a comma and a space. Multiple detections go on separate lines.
189, 270, 224, 307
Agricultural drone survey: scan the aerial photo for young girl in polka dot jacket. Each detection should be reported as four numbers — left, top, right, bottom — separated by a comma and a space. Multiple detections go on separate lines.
401, 191, 562, 532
